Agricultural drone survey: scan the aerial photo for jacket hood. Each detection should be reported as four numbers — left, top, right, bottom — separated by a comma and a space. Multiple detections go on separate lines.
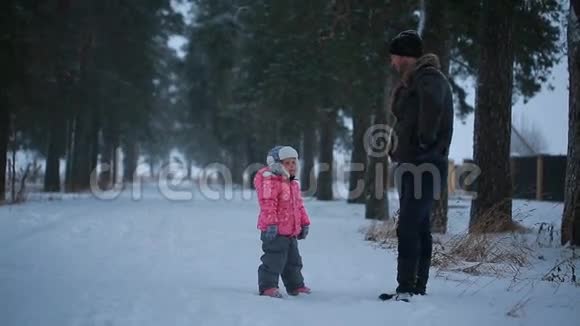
401, 53, 441, 85
415, 53, 441, 71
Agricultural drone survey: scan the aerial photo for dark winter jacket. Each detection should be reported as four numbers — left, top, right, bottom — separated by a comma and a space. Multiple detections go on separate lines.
389, 54, 454, 163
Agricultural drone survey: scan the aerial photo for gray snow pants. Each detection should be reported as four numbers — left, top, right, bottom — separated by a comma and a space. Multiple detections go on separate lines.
258, 233, 305, 293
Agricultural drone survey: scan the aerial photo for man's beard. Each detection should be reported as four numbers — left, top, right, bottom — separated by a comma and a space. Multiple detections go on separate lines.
399, 61, 414, 76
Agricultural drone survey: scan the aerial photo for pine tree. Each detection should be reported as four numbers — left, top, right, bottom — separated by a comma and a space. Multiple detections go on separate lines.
469, 0, 520, 232
562, 0, 580, 246
422, 0, 452, 233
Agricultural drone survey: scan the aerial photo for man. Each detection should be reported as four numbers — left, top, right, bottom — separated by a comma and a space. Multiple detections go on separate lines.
383, 30, 454, 302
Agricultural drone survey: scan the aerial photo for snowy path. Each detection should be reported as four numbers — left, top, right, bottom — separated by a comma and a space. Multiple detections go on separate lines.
0, 188, 578, 326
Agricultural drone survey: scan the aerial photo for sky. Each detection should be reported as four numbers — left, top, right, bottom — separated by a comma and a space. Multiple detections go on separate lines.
168, 35, 188, 59
167, 0, 191, 59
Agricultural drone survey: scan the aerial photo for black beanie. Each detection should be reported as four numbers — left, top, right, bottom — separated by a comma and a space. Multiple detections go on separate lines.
389, 30, 423, 58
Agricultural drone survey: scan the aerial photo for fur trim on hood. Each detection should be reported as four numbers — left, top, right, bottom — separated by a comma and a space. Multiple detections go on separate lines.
415, 53, 441, 71
401, 53, 441, 85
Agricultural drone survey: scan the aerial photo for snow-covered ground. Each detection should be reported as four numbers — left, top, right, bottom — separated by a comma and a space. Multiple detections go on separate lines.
0, 186, 578, 326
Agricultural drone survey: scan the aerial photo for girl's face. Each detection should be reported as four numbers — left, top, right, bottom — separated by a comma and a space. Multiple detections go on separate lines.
282, 158, 297, 177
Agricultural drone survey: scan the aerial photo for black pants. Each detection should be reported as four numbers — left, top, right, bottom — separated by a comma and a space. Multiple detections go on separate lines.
258, 233, 305, 293
395, 160, 447, 294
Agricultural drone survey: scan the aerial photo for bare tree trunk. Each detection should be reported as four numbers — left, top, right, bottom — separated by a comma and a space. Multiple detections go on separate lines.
230, 151, 245, 185
431, 182, 449, 232
122, 134, 138, 184
245, 136, 261, 189
365, 102, 390, 220
45, 86, 66, 192
149, 158, 155, 179
65, 32, 95, 193
221, 141, 245, 186
99, 145, 113, 189
44, 123, 64, 192
0, 103, 8, 202
70, 111, 92, 192
348, 107, 370, 204
112, 130, 119, 186
301, 121, 316, 196
15, 163, 31, 203
99, 122, 115, 190
422, 0, 451, 233
562, 0, 580, 246
187, 156, 193, 180
10, 115, 16, 202
64, 117, 75, 192
44, 6, 72, 193
89, 107, 100, 180
316, 109, 336, 201
11, 142, 16, 202
470, 0, 518, 232
70, 118, 84, 191
365, 70, 394, 220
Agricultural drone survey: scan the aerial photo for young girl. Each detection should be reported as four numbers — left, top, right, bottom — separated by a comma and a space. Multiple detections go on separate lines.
254, 146, 311, 298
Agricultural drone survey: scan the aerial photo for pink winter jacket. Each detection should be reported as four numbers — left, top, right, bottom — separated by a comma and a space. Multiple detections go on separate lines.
254, 167, 311, 237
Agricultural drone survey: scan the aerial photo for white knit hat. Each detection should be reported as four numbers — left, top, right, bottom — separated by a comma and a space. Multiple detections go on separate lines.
266, 146, 299, 177
266, 146, 299, 165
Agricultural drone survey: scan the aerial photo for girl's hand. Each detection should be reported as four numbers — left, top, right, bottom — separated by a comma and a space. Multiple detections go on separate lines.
298, 225, 309, 240
264, 225, 278, 241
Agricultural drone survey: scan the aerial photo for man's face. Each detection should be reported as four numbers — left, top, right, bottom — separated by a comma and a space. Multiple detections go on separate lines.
282, 158, 297, 177
390, 54, 413, 75
390, 54, 404, 73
